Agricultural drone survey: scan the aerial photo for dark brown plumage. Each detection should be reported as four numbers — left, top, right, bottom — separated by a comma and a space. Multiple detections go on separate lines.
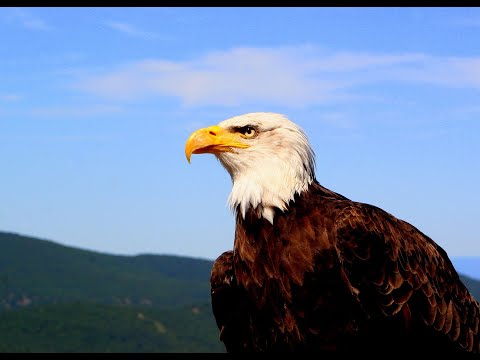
211, 182, 480, 354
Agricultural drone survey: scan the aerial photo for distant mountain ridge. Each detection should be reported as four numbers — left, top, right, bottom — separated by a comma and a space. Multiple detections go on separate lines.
0, 231, 213, 309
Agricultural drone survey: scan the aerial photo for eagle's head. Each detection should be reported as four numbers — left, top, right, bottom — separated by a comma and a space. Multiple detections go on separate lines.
185, 112, 315, 223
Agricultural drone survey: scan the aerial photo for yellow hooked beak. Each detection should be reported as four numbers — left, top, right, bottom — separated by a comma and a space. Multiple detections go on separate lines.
185, 125, 250, 163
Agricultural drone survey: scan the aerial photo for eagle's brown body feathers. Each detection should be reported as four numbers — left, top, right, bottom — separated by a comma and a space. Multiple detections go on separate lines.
211, 182, 480, 354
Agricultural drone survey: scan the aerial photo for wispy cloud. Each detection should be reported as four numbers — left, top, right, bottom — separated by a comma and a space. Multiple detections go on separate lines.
463, 105, 480, 114
448, 15, 480, 27
29, 104, 124, 118
0, 133, 119, 143
10, 8, 52, 31
74, 45, 480, 108
318, 112, 357, 130
0, 93, 22, 102
104, 20, 168, 40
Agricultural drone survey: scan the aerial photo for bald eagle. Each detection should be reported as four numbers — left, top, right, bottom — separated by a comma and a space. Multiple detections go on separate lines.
185, 112, 480, 354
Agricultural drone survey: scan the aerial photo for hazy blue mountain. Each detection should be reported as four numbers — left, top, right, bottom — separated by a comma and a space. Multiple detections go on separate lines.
451, 256, 480, 281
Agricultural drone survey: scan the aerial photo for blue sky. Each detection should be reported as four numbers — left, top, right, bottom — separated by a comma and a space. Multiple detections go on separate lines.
1, 8, 479, 268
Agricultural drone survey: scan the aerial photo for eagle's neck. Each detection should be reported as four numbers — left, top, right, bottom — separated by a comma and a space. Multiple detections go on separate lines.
224, 155, 314, 224
232, 183, 321, 313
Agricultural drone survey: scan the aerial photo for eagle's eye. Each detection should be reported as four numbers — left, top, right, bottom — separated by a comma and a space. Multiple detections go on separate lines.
238, 126, 257, 139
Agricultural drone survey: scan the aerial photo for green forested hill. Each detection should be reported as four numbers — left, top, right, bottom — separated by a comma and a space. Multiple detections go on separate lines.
0, 231, 212, 309
0, 231, 222, 352
0, 230, 478, 352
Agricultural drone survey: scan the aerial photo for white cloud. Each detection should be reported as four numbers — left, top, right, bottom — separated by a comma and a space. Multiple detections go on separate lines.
104, 20, 168, 40
0, 93, 22, 102
453, 105, 480, 115
74, 45, 480, 108
449, 15, 480, 27
29, 105, 124, 117
374, 57, 480, 88
10, 8, 52, 31
318, 112, 357, 130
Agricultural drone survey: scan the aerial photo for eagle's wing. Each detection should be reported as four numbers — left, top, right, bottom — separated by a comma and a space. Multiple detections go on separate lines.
334, 203, 480, 353
210, 251, 252, 352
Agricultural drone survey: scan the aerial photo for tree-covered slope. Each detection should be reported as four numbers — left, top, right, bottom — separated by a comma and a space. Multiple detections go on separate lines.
0, 231, 212, 309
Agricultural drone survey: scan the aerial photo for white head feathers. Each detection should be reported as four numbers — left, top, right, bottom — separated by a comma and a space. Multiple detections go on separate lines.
215, 112, 316, 224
